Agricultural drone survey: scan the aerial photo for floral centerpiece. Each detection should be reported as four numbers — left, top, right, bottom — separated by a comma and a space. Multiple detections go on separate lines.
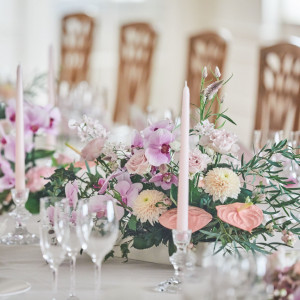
44, 69, 300, 259
265, 250, 300, 300
0, 98, 61, 213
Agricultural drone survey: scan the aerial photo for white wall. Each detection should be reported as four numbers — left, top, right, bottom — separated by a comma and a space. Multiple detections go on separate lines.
0, 0, 299, 146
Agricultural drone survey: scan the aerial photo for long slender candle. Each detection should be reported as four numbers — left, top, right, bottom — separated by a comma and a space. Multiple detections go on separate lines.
176, 81, 190, 232
48, 45, 55, 106
47, 45, 57, 148
15, 65, 26, 191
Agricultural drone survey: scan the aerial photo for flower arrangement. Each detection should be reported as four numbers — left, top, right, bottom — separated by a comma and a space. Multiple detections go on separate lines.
265, 250, 300, 300
0, 98, 61, 213
44, 69, 300, 259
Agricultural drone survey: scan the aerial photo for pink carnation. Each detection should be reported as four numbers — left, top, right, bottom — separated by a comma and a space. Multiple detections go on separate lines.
210, 129, 240, 154
189, 148, 211, 174
26, 166, 55, 192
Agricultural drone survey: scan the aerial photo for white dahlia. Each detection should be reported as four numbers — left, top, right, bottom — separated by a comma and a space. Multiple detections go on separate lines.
204, 168, 240, 202
132, 190, 169, 225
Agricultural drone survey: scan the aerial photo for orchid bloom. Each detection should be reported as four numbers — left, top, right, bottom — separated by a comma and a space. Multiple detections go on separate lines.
24, 103, 49, 134
144, 128, 175, 166
142, 119, 174, 138
114, 175, 143, 207
131, 130, 144, 149
65, 181, 79, 208
44, 105, 61, 135
0, 155, 15, 192
5, 100, 16, 123
150, 172, 178, 190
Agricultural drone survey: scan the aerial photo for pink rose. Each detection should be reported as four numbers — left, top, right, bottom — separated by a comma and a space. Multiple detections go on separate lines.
26, 166, 56, 192
189, 148, 211, 174
125, 149, 150, 175
81, 137, 105, 161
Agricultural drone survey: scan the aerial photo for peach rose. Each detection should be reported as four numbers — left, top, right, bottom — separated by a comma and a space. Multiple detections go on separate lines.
26, 166, 56, 192
125, 149, 151, 175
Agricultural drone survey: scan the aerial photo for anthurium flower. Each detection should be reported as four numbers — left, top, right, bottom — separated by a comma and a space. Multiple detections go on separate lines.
159, 206, 212, 232
81, 137, 106, 161
216, 202, 263, 232
144, 128, 175, 166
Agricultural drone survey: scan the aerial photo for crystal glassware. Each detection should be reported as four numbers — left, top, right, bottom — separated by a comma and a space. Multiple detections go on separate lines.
0, 188, 39, 245
54, 199, 82, 300
155, 229, 195, 293
76, 198, 119, 295
39, 197, 66, 300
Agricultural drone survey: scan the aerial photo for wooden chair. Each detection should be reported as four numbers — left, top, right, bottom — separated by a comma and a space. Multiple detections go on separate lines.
59, 13, 95, 88
186, 30, 229, 124
254, 41, 300, 139
113, 23, 157, 124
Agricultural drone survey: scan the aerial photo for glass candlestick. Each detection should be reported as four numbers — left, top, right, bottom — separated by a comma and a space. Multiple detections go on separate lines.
155, 229, 195, 293
1, 188, 39, 245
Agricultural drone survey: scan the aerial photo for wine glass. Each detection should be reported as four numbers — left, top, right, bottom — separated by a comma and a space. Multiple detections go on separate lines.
39, 197, 66, 300
54, 199, 82, 300
76, 197, 119, 294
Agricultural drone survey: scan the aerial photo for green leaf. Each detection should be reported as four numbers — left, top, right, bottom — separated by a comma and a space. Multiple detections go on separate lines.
219, 113, 237, 125
128, 215, 137, 231
104, 250, 114, 261
26, 149, 55, 163
25, 192, 40, 214
133, 236, 155, 249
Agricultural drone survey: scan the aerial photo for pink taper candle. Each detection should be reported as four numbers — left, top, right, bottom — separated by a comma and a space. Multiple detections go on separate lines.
15, 65, 26, 191
176, 81, 190, 231
47, 45, 57, 148
48, 45, 55, 106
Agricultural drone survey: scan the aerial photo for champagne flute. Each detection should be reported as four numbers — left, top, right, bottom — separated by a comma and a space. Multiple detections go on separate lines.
54, 199, 82, 300
76, 197, 119, 294
39, 197, 66, 300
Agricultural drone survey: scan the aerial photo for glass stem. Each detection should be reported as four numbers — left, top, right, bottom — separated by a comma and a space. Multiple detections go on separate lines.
69, 255, 76, 297
95, 262, 102, 296
52, 267, 58, 297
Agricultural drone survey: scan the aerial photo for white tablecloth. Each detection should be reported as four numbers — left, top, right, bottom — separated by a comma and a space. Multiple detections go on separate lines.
0, 215, 181, 300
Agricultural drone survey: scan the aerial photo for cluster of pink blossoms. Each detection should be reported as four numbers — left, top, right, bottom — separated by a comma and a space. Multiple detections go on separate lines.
0, 99, 61, 193
193, 119, 240, 155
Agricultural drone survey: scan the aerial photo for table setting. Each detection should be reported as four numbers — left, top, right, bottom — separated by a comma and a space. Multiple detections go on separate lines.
0, 61, 299, 300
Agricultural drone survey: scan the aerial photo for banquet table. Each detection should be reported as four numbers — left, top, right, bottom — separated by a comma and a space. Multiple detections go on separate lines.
0, 216, 182, 300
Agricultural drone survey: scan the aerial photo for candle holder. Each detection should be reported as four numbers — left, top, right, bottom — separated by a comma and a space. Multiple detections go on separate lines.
154, 229, 195, 293
1, 188, 39, 245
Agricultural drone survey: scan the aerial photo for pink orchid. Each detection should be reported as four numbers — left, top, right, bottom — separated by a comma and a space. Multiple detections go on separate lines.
150, 172, 178, 190
46, 206, 55, 226
131, 130, 143, 149
5, 99, 16, 123
144, 128, 175, 166
24, 103, 49, 134
142, 120, 174, 138
81, 137, 106, 161
26, 166, 55, 192
89, 194, 124, 220
98, 170, 123, 195
44, 105, 61, 135
65, 181, 79, 208
0, 156, 15, 192
115, 177, 143, 207
70, 211, 77, 225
